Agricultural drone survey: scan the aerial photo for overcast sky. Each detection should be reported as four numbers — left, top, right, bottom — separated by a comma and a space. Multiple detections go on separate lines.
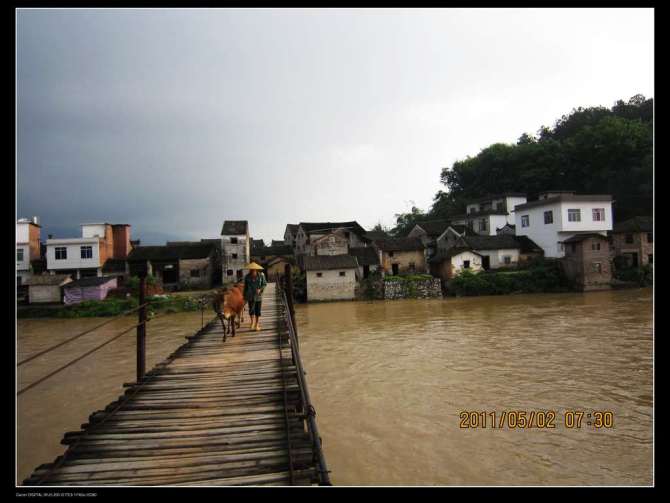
17, 8, 653, 244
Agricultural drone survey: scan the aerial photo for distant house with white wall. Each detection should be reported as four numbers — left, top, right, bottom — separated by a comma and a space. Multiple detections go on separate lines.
514, 192, 613, 258
459, 234, 523, 270
17, 217, 41, 285
284, 224, 299, 250
429, 246, 483, 280
465, 193, 527, 236
221, 220, 250, 282
294, 221, 368, 256
46, 223, 132, 280
303, 255, 359, 301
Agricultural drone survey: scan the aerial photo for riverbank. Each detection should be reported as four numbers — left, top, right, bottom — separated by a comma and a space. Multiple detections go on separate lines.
17, 293, 209, 319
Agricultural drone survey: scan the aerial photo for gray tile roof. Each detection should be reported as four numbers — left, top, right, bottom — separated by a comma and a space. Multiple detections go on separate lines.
65, 276, 118, 288
221, 220, 249, 235
24, 274, 72, 286
303, 254, 359, 271
462, 235, 521, 250
375, 237, 425, 252
512, 235, 543, 254
413, 220, 451, 238
127, 243, 216, 261
299, 221, 366, 236
429, 247, 481, 264
560, 233, 609, 244
349, 246, 380, 266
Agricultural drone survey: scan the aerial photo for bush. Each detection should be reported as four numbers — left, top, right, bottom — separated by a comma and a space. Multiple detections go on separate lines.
614, 264, 652, 286
447, 262, 573, 296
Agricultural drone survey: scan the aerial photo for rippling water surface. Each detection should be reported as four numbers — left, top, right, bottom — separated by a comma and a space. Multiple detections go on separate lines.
17, 289, 652, 486
297, 288, 653, 486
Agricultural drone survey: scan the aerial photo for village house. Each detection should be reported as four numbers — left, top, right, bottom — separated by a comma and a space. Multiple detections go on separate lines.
16, 217, 41, 286
46, 223, 132, 280
429, 246, 484, 281
513, 235, 545, 263
311, 230, 349, 256
514, 191, 613, 258
303, 255, 359, 301
560, 233, 612, 291
221, 220, 250, 282
364, 229, 391, 241
284, 224, 299, 249
465, 193, 527, 236
63, 276, 119, 305
407, 220, 452, 260
434, 224, 475, 252
456, 234, 523, 270
610, 216, 653, 268
293, 221, 368, 255
375, 237, 426, 275
251, 243, 296, 279
23, 274, 72, 304
497, 223, 516, 235
127, 243, 217, 290
349, 246, 382, 279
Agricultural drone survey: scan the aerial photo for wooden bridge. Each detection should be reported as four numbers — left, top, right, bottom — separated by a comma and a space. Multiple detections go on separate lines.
22, 278, 330, 486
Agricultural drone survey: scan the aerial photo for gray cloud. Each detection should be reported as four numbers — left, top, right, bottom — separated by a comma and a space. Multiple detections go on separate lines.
17, 8, 653, 243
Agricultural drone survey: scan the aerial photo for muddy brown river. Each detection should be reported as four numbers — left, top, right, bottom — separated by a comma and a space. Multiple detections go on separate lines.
17, 289, 653, 486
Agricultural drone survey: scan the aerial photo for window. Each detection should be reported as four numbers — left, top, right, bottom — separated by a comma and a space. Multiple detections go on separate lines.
339, 271, 346, 277
648, 254, 653, 264
567, 209, 581, 222
80, 245, 93, 259
190, 269, 200, 278
17, 276, 22, 286
591, 262, 602, 273
544, 211, 553, 224
570, 243, 577, 253
521, 215, 529, 228
389, 251, 394, 257
409, 262, 416, 272
344, 232, 350, 238
592, 208, 605, 222
232, 253, 238, 259
503, 256, 511, 265
625, 233, 634, 244
17, 248, 24, 262
463, 260, 470, 269
55, 247, 67, 260
647, 232, 653, 243
227, 269, 234, 276
316, 272, 323, 278
479, 219, 487, 232
591, 242, 601, 251
230, 237, 238, 244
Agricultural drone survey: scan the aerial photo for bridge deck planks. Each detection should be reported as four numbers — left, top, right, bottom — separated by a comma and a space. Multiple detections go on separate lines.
24, 283, 321, 486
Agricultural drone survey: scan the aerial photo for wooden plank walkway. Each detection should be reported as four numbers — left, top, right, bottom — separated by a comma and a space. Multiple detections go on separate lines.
24, 283, 321, 486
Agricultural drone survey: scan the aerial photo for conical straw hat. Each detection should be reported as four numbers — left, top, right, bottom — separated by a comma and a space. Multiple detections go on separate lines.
245, 262, 264, 270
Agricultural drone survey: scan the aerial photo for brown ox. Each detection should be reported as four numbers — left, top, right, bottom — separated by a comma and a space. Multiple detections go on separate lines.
213, 281, 246, 341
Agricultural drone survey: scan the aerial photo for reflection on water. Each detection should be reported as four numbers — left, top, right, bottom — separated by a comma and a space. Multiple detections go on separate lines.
297, 288, 653, 486
17, 312, 208, 485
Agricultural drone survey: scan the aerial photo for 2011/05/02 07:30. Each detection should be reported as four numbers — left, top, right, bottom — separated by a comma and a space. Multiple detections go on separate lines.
459, 410, 614, 429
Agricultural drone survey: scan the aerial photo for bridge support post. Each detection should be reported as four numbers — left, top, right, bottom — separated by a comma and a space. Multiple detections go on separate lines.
284, 263, 299, 348
137, 274, 146, 382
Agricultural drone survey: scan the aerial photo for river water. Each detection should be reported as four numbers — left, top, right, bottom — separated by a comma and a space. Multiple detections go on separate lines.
17, 289, 652, 486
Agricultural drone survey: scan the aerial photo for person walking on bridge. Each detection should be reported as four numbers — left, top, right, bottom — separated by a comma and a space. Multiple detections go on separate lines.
243, 262, 267, 331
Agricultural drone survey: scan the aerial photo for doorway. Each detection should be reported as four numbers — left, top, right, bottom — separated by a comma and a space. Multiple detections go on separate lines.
392, 264, 399, 275
482, 256, 490, 270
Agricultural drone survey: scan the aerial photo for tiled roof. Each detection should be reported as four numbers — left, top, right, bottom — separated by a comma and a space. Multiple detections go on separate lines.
303, 254, 358, 271
429, 247, 481, 264
613, 216, 653, 233
221, 220, 248, 235
413, 220, 451, 238
24, 274, 72, 286
299, 221, 366, 236
512, 235, 543, 254
462, 235, 521, 250
102, 258, 127, 272
255, 245, 294, 257
514, 194, 612, 211
375, 237, 425, 252
127, 243, 215, 261
364, 230, 391, 240
65, 276, 118, 288
349, 246, 380, 266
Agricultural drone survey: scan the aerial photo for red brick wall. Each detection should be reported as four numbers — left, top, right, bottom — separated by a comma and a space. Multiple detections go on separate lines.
28, 224, 41, 261
112, 225, 131, 258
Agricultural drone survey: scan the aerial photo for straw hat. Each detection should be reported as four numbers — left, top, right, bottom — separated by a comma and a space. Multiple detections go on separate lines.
245, 262, 264, 270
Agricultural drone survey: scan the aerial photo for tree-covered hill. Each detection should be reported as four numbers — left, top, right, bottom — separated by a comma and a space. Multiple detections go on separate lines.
392, 94, 653, 236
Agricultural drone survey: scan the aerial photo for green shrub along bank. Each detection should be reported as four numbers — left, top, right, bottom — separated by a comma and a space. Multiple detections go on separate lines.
614, 264, 653, 286
18, 294, 204, 319
447, 261, 574, 296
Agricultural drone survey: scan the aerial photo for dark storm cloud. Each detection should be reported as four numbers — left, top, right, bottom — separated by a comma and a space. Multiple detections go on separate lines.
17, 9, 653, 243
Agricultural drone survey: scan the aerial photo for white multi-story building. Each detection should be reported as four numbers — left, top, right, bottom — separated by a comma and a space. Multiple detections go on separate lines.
465, 193, 527, 236
17, 217, 41, 285
221, 220, 250, 281
514, 192, 613, 258
46, 223, 132, 279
